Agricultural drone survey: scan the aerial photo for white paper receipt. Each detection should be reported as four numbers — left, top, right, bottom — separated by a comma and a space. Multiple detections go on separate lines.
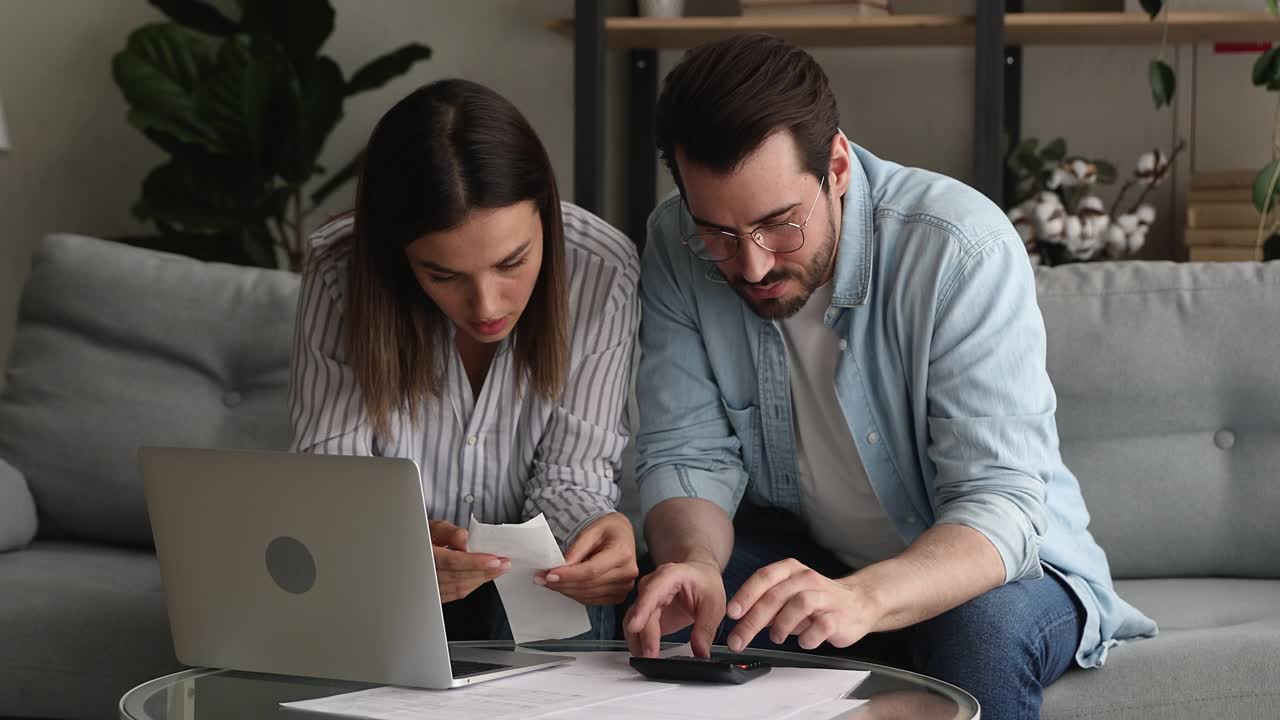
466, 513, 591, 644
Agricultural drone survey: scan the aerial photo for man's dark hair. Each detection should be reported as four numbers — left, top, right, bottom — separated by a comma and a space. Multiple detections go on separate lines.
655, 33, 839, 190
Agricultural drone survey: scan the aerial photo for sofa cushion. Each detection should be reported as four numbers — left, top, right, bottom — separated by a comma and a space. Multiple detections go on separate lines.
1043, 578, 1280, 720
0, 235, 300, 547
0, 541, 182, 720
1036, 261, 1280, 579
0, 456, 36, 552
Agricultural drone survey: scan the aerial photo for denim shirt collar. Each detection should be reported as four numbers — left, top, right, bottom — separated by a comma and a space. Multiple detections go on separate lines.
831, 132, 875, 309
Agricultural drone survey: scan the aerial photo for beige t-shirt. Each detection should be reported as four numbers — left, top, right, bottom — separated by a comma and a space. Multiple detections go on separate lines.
778, 282, 906, 570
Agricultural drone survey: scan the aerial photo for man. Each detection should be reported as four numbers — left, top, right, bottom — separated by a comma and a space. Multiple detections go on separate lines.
624, 34, 1156, 719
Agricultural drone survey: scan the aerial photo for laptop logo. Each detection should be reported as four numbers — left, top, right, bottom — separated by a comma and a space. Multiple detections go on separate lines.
265, 536, 316, 594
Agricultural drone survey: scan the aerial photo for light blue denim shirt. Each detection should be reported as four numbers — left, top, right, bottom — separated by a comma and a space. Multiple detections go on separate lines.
635, 140, 1157, 668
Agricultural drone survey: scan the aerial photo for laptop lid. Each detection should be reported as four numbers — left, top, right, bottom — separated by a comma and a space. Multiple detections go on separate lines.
140, 447, 457, 688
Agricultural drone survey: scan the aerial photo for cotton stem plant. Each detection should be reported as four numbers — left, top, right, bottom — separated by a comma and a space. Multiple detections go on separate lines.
1006, 138, 1185, 265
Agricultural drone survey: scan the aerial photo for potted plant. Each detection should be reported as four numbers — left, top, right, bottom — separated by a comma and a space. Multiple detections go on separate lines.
1005, 137, 1185, 265
113, 0, 432, 270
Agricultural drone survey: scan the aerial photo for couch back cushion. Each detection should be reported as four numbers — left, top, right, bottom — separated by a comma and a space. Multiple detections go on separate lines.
1037, 260, 1280, 579
0, 235, 300, 547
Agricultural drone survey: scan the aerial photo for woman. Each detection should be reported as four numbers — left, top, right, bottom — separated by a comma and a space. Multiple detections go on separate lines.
288, 79, 639, 640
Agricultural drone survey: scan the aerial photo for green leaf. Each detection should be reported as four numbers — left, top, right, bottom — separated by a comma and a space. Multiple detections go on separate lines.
311, 150, 364, 206
148, 0, 239, 36
126, 107, 216, 148
240, 0, 334, 70
1140, 0, 1163, 18
1094, 160, 1118, 184
1269, 0, 1278, 15
346, 43, 433, 96
133, 157, 263, 233
1149, 59, 1176, 108
192, 34, 291, 172
1040, 137, 1067, 163
1252, 46, 1280, 88
1253, 159, 1280, 214
278, 56, 346, 184
112, 24, 219, 149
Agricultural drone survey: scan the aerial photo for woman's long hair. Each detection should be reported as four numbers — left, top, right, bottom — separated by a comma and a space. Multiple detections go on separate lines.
345, 79, 567, 438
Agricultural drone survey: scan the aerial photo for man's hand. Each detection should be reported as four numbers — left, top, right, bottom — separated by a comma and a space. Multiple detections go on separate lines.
537, 512, 638, 606
724, 559, 879, 652
623, 559, 726, 658
428, 519, 510, 603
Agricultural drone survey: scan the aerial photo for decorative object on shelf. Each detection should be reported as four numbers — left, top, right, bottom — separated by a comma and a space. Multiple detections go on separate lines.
1140, 0, 1280, 253
112, 0, 432, 270
639, 0, 686, 18
739, 0, 893, 17
1185, 169, 1275, 261
1005, 137, 1185, 265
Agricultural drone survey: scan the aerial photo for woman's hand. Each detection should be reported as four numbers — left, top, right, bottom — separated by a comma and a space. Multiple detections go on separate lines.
429, 519, 510, 603
536, 512, 639, 606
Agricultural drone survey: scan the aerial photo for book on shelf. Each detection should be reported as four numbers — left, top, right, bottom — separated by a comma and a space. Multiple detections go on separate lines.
1189, 169, 1259, 191
1188, 187, 1253, 204
1188, 246, 1263, 262
1185, 228, 1264, 248
1186, 203, 1261, 229
739, 0, 893, 16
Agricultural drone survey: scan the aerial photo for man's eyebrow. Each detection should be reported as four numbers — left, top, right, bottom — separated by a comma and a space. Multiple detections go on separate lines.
688, 203, 801, 232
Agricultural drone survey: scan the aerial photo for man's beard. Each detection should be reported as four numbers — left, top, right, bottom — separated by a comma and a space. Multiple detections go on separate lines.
729, 220, 838, 320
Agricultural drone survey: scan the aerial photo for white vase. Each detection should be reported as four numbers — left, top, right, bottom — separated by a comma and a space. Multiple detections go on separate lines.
638, 0, 685, 17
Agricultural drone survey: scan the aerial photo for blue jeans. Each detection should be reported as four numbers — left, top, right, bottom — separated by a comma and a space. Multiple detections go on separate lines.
653, 507, 1083, 720
444, 580, 616, 641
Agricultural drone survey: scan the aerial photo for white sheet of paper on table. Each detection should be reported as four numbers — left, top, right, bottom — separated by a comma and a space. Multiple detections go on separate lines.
281, 655, 869, 720
539, 661, 869, 720
280, 663, 671, 720
465, 513, 591, 644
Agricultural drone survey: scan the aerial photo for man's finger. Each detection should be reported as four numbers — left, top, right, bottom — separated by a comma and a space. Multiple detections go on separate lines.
769, 590, 827, 643
727, 575, 809, 652
690, 590, 723, 659
726, 559, 802, 619
626, 570, 681, 635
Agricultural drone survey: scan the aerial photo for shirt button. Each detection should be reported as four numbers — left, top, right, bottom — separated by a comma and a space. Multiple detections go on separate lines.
466, 435, 477, 446
464, 493, 475, 503
906, 515, 919, 525
604, 468, 614, 478
867, 431, 880, 444
222, 391, 242, 407
838, 338, 849, 351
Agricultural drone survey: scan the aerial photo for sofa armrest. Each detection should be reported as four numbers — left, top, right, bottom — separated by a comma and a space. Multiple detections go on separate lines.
0, 456, 37, 551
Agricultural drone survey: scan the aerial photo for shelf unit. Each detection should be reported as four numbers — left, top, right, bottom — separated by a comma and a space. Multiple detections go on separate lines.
561, 3, 1280, 246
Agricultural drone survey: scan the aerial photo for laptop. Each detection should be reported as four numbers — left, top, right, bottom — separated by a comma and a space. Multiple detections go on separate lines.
139, 447, 572, 689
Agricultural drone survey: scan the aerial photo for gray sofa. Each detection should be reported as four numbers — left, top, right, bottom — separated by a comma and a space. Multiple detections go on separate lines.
0, 233, 1277, 719
0, 235, 299, 719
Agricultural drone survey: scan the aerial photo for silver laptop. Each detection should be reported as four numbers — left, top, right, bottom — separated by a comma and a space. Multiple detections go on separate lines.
139, 447, 572, 689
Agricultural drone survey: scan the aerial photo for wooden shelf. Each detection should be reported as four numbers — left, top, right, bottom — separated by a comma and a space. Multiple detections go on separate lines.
549, 12, 1280, 49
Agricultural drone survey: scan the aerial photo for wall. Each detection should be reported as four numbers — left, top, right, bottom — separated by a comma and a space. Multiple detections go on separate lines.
1, 0, 1274, 367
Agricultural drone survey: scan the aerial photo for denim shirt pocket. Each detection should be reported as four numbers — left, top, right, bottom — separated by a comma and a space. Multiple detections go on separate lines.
720, 397, 762, 481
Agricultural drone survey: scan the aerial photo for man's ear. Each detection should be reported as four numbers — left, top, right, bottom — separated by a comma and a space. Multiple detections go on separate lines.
827, 133, 853, 198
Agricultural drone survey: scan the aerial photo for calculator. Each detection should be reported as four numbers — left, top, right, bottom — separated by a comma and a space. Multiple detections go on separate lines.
629, 655, 773, 684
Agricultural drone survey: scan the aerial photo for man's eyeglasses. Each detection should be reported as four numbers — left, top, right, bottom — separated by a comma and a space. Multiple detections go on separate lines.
683, 176, 826, 263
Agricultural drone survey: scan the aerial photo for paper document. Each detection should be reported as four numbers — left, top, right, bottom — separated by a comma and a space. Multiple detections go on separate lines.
542, 665, 868, 720
282, 652, 869, 720
466, 513, 591, 644
281, 655, 668, 719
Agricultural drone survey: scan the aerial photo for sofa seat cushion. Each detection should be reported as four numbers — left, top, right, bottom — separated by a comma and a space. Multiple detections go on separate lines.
0, 541, 181, 720
1043, 578, 1280, 720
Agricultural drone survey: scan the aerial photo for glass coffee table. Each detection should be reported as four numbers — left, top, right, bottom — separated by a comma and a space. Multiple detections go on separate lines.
119, 640, 979, 719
